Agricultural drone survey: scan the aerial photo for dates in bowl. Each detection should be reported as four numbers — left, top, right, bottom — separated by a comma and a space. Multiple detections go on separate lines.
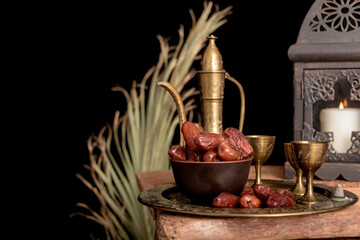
168, 121, 254, 201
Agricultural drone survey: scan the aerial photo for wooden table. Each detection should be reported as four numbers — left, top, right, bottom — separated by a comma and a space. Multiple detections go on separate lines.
136, 165, 360, 239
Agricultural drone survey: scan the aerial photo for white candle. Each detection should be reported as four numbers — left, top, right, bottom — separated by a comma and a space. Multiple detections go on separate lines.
320, 105, 360, 153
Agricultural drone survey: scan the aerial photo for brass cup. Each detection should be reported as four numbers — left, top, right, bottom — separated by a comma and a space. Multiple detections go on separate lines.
284, 143, 306, 197
246, 135, 275, 185
291, 141, 328, 204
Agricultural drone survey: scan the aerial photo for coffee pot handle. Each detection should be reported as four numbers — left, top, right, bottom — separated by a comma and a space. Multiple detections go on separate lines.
225, 72, 245, 132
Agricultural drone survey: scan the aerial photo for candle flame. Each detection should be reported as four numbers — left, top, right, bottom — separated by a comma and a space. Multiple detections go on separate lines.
339, 99, 348, 109
339, 101, 344, 110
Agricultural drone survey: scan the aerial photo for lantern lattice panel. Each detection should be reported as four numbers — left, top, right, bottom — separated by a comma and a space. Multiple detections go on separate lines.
286, 0, 360, 181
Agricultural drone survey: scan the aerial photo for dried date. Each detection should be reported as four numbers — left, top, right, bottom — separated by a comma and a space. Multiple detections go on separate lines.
202, 150, 220, 162
253, 184, 276, 201
240, 187, 254, 197
217, 140, 243, 161
276, 189, 295, 200
224, 127, 253, 157
239, 194, 262, 208
181, 121, 204, 151
194, 133, 225, 151
168, 145, 187, 161
266, 194, 295, 208
186, 149, 203, 162
212, 192, 239, 208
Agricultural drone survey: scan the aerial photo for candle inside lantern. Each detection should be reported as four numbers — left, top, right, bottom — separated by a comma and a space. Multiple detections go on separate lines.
320, 101, 360, 153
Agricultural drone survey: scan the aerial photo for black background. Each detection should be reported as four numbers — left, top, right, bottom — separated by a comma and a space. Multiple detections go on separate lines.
24, 0, 315, 239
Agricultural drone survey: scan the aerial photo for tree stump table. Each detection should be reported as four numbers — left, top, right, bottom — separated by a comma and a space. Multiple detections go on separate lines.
136, 165, 360, 239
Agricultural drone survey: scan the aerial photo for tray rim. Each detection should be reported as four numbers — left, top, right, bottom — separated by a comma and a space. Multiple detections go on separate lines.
138, 179, 358, 217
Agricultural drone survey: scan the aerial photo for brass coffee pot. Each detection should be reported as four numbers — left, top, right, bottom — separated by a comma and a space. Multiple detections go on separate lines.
158, 35, 245, 146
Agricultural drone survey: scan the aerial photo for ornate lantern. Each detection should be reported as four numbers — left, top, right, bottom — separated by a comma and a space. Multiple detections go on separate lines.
285, 0, 360, 181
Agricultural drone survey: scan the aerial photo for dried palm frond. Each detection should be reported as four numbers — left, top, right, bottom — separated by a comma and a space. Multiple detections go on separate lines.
72, 2, 232, 239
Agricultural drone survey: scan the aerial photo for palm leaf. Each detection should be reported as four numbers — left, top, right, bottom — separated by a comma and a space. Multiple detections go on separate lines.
72, 2, 232, 239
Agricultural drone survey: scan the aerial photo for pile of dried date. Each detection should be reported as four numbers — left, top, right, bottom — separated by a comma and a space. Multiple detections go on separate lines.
168, 121, 254, 162
212, 184, 295, 208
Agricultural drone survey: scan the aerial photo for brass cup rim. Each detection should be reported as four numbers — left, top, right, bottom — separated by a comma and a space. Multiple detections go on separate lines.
291, 140, 328, 145
246, 135, 276, 139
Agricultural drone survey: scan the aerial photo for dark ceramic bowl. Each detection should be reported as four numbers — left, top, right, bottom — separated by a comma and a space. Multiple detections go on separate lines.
170, 157, 253, 202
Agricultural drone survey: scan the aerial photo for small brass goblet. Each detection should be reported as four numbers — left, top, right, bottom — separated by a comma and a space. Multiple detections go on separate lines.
284, 143, 306, 197
246, 135, 275, 185
291, 141, 328, 204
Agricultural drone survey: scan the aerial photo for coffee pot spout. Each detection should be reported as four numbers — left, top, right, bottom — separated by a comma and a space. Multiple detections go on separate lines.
157, 81, 187, 147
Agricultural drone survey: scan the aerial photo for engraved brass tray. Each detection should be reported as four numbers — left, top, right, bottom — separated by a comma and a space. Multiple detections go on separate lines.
138, 180, 358, 217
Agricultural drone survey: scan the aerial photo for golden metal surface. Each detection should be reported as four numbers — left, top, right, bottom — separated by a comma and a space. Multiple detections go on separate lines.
284, 143, 306, 196
157, 35, 246, 146
246, 135, 276, 185
138, 180, 358, 217
199, 35, 223, 71
291, 141, 328, 204
198, 35, 225, 134
197, 35, 246, 133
